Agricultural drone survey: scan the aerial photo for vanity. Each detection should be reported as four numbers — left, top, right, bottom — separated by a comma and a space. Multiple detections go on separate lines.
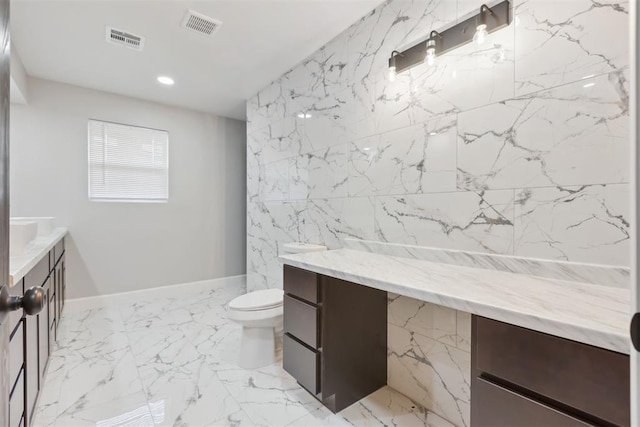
282, 266, 387, 412
7, 227, 67, 427
281, 248, 631, 426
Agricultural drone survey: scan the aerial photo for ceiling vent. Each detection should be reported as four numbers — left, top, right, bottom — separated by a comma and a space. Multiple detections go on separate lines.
181, 10, 222, 37
105, 26, 145, 51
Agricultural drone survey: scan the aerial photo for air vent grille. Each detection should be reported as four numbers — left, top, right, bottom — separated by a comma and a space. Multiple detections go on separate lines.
181, 10, 222, 37
106, 26, 145, 51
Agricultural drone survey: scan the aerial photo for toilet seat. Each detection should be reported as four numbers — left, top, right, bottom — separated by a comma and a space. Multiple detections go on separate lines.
229, 289, 283, 312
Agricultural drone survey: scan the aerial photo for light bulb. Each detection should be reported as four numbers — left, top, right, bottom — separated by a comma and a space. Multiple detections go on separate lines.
425, 48, 436, 66
389, 66, 396, 82
388, 53, 399, 82
424, 39, 437, 66
473, 24, 488, 45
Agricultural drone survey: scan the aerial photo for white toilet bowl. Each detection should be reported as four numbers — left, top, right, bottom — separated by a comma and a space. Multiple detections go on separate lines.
228, 242, 327, 369
227, 288, 284, 369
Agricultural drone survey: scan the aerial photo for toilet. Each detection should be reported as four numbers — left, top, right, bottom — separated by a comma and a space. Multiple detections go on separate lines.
228, 242, 327, 369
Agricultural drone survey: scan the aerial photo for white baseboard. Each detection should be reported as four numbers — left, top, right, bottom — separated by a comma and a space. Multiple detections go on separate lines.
64, 275, 247, 313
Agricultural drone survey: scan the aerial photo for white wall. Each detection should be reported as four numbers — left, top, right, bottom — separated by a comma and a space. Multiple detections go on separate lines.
10, 78, 246, 298
10, 47, 28, 104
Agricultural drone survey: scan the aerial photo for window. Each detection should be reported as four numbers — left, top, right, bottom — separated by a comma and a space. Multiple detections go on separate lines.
88, 120, 169, 202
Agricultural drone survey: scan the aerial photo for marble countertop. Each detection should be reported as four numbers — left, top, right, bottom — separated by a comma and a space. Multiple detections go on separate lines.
9, 228, 67, 288
280, 249, 630, 355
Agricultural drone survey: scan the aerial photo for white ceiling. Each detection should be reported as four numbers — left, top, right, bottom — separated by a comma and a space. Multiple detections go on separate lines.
11, 0, 383, 120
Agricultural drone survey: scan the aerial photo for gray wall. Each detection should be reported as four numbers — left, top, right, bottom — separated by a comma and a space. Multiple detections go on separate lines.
11, 77, 246, 298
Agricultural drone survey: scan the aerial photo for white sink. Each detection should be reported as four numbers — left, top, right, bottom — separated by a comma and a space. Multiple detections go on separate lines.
11, 217, 55, 237
9, 221, 38, 257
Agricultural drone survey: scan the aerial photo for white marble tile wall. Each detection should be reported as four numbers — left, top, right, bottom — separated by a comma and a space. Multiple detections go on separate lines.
248, 0, 630, 291
388, 300, 471, 427
247, 0, 629, 425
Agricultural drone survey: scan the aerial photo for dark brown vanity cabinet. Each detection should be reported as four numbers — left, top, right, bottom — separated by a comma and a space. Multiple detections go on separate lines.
8, 238, 66, 427
283, 266, 631, 423
471, 316, 630, 427
282, 265, 387, 413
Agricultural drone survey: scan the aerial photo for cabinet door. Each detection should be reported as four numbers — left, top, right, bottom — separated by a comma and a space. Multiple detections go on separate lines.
25, 310, 38, 424
55, 263, 62, 324
38, 277, 50, 384
48, 281, 55, 345
9, 369, 24, 427
9, 322, 23, 391
60, 254, 65, 314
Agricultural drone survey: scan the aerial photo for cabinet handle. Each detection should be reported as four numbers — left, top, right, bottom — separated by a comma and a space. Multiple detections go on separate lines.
0, 285, 46, 324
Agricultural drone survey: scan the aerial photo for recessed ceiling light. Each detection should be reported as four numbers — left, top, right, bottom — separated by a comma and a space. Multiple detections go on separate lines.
157, 76, 174, 85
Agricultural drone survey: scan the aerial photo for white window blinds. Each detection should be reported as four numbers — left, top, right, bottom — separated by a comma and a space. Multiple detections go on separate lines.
88, 120, 169, 202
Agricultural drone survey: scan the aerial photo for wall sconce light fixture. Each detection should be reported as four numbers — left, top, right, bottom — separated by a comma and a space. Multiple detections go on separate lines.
388, 0, 511, 79
473, 4, 495, 45
388, 50, 402, 82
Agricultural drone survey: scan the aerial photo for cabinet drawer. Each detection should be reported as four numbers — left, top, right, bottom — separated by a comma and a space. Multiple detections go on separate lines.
284, 295, 320, 348
9, 369, 24, 427
284, 266, 320, 304
9, 322, 24, 388
472, 377, 591, 427
474, 316, 629, 426
24, 256, 49, 289
283, 334, 320, 395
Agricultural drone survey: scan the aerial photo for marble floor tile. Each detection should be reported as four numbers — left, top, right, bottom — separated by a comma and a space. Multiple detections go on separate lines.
54, 352, 145, 417
31, 362, 63, 427
216, 362, 323, 426
53, 391, 152, 427
290, 386, 455, 427
340, 387, 455, 427
35, 277, 456, 427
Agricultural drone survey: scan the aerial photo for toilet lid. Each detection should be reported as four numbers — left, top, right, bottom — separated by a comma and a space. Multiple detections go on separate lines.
229, 289, 284, 311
